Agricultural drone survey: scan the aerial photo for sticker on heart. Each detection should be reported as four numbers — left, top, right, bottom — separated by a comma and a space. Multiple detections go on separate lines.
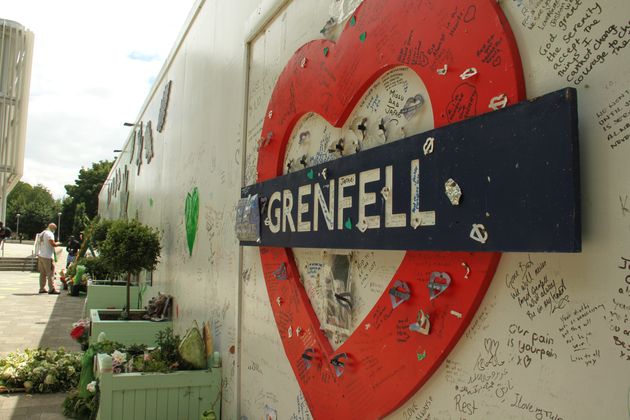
255, 0, 525, 418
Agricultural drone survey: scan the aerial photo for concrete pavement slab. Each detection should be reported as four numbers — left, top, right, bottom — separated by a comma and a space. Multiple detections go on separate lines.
0, 242, 86, 419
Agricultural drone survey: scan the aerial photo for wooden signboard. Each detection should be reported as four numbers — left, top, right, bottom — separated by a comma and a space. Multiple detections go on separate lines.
241, 88, 580, 252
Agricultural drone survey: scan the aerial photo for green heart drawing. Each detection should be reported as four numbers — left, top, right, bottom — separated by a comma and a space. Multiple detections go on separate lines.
185, 187, 199, 256
344, 217, 352, 230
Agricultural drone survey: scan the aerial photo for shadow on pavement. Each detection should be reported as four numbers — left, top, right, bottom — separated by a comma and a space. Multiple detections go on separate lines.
37, 289, 86, 351
0, 268, 85, 420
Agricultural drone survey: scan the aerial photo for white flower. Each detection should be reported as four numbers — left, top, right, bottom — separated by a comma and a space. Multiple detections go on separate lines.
72, 319, 90, 329
111, 350, 127, 365
23, 381, 33, 391
86, 381, 97, 393
97, 332, 107, 343
2, 367, 16, 379
44, 374, 56, 385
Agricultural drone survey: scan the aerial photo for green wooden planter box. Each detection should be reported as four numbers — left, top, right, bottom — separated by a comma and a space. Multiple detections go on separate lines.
95, 354, 221, 420
86, 284, 148, 313
89, 309, 172, 346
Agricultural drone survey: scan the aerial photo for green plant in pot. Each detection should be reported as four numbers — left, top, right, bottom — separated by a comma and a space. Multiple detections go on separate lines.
99, 220, 161, 320
65, 217, 116, 295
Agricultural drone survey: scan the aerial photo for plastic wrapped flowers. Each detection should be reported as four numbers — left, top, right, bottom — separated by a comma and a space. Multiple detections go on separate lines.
111, 350, 127, 374
86, 380, 97, 393
70, 319, 90, 350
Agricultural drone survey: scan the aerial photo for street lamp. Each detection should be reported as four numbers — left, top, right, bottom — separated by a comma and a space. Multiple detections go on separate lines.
16, 213, 20, 238
57, 212, 62, 241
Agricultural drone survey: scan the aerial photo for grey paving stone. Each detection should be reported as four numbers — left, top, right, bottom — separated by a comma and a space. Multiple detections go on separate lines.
0, 246, 84, 418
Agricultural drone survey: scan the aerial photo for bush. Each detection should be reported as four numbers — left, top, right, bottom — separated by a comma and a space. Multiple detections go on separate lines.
63, 388, 99, 420
90, 218, 113, 251
82, 256, 117, 280
0, 348, 82, 393
66, 256, 117, 282
99, 220, 161, 276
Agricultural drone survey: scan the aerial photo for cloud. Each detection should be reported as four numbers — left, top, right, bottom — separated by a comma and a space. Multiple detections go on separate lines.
2, 0, 195, 198
128, 51, 161, 62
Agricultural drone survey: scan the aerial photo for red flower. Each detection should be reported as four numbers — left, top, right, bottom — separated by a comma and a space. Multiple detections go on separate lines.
70, 326, 85, 340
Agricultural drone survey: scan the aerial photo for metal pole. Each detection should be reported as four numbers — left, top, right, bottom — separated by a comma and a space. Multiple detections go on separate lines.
57, 212, 61, 241
16, 213, 19, 237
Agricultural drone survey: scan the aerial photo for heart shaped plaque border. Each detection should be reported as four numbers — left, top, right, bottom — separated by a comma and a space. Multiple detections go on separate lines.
255, 1, 524, 417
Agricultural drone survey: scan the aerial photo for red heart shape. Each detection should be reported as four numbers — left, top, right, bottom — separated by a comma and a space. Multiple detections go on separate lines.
256, 0, 524, 417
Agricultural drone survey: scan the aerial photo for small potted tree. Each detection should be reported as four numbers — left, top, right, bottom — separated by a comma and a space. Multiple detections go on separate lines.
99, 219, 160, 319
89, 220, 170, 346
79, 218, 150, 312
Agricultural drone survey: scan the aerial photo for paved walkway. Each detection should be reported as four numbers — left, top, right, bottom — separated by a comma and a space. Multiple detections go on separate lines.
0, 243, 85, 419
0, 241, 37, 259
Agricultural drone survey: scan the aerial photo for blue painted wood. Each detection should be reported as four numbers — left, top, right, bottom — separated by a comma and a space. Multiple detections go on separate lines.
241, 88, 580, 252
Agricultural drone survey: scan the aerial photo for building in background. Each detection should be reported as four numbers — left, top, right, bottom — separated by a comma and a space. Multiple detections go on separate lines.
0, 19, 34, 223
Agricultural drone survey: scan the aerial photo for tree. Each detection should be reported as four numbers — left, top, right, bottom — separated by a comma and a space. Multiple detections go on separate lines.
5, 181, 61, 239
72, 202, 88, 238
61, 160, 113, 242
99, 220, 161, 319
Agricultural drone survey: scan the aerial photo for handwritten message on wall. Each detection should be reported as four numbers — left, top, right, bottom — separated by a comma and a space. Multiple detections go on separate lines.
514, 1, 630, 87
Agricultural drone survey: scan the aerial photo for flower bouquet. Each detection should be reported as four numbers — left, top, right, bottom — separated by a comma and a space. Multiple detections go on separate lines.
70, 319, 90, 351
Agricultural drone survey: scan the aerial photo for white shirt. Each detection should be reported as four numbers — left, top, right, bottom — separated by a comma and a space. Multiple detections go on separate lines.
37, 229, 55, 259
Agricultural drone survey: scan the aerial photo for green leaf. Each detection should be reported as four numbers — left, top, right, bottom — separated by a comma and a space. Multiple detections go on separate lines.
185, 187, 200, 257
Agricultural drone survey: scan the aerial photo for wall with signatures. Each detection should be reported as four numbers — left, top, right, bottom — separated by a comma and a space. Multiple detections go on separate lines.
99, 0, 260, 417
100, 0, 630, 419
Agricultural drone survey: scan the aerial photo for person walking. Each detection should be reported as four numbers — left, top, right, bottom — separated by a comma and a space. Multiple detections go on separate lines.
37, 223, 62, 294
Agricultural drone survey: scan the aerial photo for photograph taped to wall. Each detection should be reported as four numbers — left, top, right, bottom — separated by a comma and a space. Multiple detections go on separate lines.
321, 250, 353, 337
235, 194, 260, 242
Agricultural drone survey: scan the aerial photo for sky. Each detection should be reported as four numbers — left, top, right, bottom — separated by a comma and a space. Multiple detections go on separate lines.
0, 0, 196, 199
